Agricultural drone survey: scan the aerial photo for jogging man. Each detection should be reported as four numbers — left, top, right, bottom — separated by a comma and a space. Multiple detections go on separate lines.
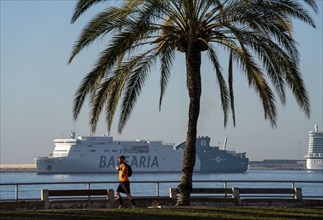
115, 155, 136, 208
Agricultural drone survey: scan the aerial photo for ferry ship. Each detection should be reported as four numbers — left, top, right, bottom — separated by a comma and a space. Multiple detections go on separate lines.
305, 125, 323, 171
35, 133, 249, 174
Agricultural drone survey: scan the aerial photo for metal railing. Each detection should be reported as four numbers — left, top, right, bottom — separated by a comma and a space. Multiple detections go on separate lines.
1, 180, 322, 201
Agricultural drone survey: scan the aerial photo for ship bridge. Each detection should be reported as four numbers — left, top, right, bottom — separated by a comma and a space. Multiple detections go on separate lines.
52, 139, 76, 157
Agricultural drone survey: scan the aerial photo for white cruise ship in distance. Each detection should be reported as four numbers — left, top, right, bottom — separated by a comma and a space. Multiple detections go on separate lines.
305, 125, 323, 171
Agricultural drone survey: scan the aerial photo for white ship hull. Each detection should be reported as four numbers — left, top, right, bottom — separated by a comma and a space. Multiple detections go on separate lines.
306, 158, 323, 170
35, 134, 248, 174
36, 153, 188, 174
35, 135, 199, 174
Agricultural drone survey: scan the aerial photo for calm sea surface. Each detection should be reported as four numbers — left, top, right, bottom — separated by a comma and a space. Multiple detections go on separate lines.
0, 170, 322, 200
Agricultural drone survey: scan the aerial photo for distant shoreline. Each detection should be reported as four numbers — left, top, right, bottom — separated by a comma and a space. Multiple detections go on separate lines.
0, 164, 36, 173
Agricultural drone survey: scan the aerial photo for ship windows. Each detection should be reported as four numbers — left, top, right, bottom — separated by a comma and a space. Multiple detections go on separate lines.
90, 149, 96, 152
88, 145, 93, 147
120, 146, 149, 154
52, 153, 68, 157
104, 150, 109, 152
112, 150, 118, 152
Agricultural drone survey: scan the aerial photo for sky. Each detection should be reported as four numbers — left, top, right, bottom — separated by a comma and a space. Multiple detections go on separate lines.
0, 0, 322, 164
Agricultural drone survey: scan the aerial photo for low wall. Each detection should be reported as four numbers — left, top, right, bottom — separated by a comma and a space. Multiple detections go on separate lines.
1, 197, 322, 211
0, 200, 43, 211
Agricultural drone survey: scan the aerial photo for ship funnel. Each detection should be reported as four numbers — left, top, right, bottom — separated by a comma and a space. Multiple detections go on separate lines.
223, 137, 228, 150
314, 124, 318, 132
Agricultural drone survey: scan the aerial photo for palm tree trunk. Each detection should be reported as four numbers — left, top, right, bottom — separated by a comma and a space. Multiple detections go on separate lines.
176, 48, 201, 206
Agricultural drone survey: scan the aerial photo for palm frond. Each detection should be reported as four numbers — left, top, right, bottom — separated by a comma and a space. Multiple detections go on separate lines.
103, 50, 157, 133
228, 50, 235, 127
89, 76, 114, 133
207, 45, 230, 127
73, 66, 105, 120
69, 7, 128, 63
269, 0, 316, 27
255, 39, 287, 105
71, 0, 107, 23
118, 52, 158, 132
73, 35, 133, 121
158, 42, 175, 111
279, 55, 311, 118
303, 0, 318, 13
233, 45, 278, 127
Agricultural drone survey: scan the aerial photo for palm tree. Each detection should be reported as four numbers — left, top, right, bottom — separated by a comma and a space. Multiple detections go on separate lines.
69, 0, 317, 205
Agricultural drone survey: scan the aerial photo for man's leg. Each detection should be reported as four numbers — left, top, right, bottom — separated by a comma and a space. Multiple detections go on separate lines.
127, 194, 136, 207
124, 182, 136, 207
116, 191, 123, 208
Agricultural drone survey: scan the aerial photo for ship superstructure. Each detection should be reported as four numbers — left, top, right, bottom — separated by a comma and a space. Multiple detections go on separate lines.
306, 125, 323, 171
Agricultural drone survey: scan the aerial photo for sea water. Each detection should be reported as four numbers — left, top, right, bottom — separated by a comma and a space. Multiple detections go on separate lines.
0, 170, 322, 200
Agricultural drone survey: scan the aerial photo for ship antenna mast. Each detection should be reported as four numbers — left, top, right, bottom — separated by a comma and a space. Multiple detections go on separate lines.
70, 120, 76, 139
223, 137, 228, 150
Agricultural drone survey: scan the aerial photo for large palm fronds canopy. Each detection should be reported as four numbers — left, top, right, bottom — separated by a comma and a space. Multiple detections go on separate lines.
69, 0, 317, 134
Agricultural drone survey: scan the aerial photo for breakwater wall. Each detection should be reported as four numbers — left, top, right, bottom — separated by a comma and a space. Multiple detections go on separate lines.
0, 164, 36, 173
